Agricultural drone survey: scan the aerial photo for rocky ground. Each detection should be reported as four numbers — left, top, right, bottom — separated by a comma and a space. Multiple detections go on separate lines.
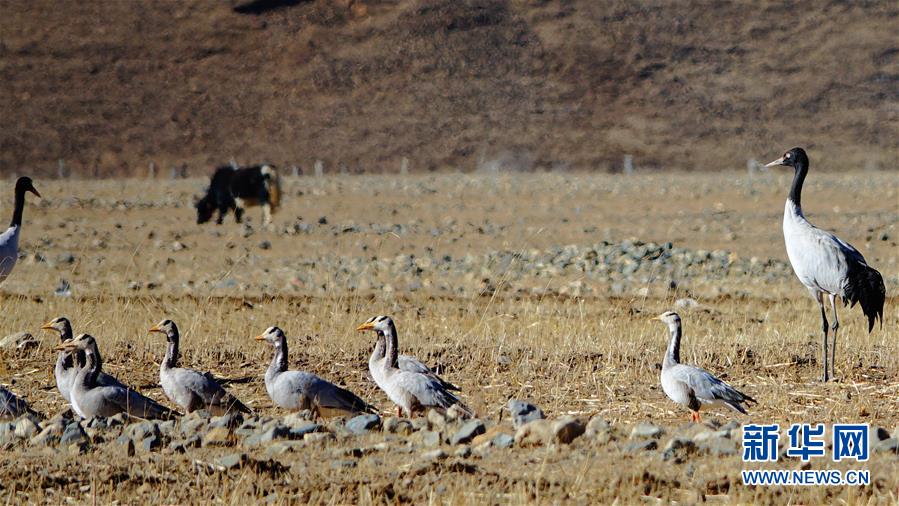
0, 173, 896, 503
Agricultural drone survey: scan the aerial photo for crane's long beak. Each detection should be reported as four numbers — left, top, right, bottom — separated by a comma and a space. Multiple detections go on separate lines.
765, 156, 785, 168
30, 187, 41, 198
356, 322, 375, 332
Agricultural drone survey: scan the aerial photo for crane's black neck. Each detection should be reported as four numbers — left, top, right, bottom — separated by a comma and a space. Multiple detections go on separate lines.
383, 322, 399, 368
10, 187, 26, 228
788, 161, 808, 209
164, 332, 180, 368
665, 324, 682, 365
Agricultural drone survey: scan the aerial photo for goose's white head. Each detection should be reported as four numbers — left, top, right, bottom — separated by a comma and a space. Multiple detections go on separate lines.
654, 311, 682, 328
41, 316, 72, 339
356, 315, 395, 335
255, 326, 286, 346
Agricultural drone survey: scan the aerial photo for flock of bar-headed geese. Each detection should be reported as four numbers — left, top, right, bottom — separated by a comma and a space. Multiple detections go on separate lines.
0, 148, 887, 426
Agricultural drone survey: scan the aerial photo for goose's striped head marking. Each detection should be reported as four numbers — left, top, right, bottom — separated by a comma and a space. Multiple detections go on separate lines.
255, 326, 285, 345
41, 316, 71, 338
149, 319, 178, 341
356, 315, 394, 334
654, 311, 681, 326
56, 333, 95, 352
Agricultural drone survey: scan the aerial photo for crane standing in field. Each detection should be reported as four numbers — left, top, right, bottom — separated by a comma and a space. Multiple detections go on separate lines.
765, 147, 885, 382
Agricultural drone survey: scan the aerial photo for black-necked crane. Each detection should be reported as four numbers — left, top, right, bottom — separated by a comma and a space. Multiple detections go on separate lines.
0, 177, 41, 284
765, 147, 885, 382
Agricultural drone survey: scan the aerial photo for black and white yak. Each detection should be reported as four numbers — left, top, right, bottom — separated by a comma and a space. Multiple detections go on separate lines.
195, 164, 281, 226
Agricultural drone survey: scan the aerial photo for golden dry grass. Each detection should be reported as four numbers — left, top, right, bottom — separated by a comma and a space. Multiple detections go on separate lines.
0, 172, 897, 504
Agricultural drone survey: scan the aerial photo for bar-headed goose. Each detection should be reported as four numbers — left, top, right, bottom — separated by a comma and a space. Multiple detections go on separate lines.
149, 319, 251, 415
56, 334, 179, 420
357, 316, 472, 418
255, 326, 376, 418
41, 316, 126, 403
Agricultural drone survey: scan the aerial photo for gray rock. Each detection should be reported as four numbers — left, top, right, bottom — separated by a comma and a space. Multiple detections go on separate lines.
450, 420, 486, 445
244, 425, 290, 446
60, 422, 89, 446
14, 417, 41, 439
216, 453, 247, 470
331, 460, 357, 469
209, 413, 243, 430
624, 439, 658, 453
427, 409, 447, 430
698, 437, 737, 457
492, 433, 515, 449
422, 449, 447, 460
674, 298, 699, 309
141, 434, 162, 452
508, 399, 544, 429
180, 417, 207, 438
383, 417, 413, 435
553, 416, 585, 444
125, 421, 159, 441
157, 420, 176, 437
585, 416, 610, 437
416, 430, 442, 447
283, 411, 314, 428
30, 422, 65, 447
346, 414, 380, 435
107, 413, 128, 427
411, 417, 429, 432
662, 437, 697, 462
630, 423, 664, 439
288, 422, 322, 439
303, 432, 335, 444
454, 445, 472, 458
0, 332, 39, 351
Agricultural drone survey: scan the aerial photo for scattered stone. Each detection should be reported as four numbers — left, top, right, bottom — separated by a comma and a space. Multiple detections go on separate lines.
411, 418, 429, 432
30, 422, 65, 447
125, 421, 159, 442
346, 414, 380, 435
552, 416, 585, 444
674, 298, 699, 309
283, 411, 314, 427
697, 437, 737, 457
60, 422, 89, 446
445, 404, 470, 421
259, 240, 272, 250
216, 453, 247, 470
141, 434, 162, 452
630, 423, 664, 439
14, 417, 40, 439
454, 445, 472, 458
662, 437, 697, 462
623, 439, 658, 453
245, 425, 290, 446
180, 417, 207, 438
427, 409, 447, 430
492, 433, 515, 449
694, 429, 730, 443
585, 416, 610, 436
450, 419, 485, 445
383, 417, 413, 435
303, 432, 335, 444
0, 332, 39, 352
415, 430, 442, 448
422, 449, 447, 460
288, 422, 322, 439
209, 413, 243, 430
508, 399, 544, 429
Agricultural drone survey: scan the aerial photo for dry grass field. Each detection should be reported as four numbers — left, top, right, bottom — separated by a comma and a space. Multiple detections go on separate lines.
1, 171, 897, 504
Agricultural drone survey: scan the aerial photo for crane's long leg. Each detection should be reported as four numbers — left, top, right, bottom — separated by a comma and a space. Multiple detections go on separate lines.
814, 291, 829, 382
828, 293, 840, 381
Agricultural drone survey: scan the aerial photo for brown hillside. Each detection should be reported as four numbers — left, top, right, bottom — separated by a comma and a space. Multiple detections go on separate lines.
1, 0, 897, 176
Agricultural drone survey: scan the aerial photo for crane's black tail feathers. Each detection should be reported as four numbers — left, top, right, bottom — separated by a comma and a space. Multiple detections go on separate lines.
843, 264, 885, 333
